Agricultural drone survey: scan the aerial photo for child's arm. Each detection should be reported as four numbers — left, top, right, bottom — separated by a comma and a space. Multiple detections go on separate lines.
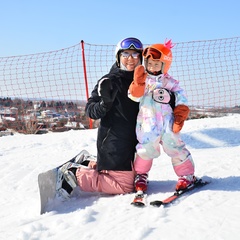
169, 78, 190, 133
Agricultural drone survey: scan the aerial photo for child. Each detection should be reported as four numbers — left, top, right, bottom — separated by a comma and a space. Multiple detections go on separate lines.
128, 40, 196, 192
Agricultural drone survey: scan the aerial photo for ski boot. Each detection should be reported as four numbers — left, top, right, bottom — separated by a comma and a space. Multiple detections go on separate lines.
134, 173, 148, 192
175, 175, 197, 191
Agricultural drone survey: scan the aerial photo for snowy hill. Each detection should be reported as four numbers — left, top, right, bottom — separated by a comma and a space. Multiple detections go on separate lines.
0, 114, 240, 240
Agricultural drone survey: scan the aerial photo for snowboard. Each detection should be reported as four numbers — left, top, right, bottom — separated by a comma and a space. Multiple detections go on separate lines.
38, 168, 58, 214
38, 150, 93, 214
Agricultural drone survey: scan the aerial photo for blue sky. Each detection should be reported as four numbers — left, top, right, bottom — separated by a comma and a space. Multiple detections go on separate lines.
0, 0, 239, 57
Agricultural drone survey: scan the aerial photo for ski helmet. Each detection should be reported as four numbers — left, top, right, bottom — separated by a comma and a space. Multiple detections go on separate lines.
143, 39, 175, 74
115, 37, 143, 66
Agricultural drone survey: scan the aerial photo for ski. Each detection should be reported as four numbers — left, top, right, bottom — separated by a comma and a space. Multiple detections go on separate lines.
131, 190, 146, 207
150, 178, 209, 207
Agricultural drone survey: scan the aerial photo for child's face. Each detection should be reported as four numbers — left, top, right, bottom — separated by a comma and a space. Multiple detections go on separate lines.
146, 58, 162, 73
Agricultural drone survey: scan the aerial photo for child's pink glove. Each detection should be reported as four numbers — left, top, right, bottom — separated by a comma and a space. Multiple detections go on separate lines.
173, 105, 190, 133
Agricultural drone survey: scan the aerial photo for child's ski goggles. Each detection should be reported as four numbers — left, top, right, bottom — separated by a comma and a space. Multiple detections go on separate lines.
143, 47, 162, 60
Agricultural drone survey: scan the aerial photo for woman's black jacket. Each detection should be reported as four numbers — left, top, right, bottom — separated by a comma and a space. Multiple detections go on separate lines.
85, 63, 139, 171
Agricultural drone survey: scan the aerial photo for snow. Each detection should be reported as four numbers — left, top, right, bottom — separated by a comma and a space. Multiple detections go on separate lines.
1, 114, 240, 240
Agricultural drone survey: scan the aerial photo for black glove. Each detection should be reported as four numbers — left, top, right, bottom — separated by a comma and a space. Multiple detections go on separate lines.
98, 78, 118, 111
152, 88, 175, 110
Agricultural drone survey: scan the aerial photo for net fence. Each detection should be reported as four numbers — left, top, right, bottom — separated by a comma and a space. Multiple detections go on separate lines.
0, 37, 239, 133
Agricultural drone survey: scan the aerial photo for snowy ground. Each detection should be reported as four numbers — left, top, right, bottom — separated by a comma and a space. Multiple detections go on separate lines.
0, 114, 240, 240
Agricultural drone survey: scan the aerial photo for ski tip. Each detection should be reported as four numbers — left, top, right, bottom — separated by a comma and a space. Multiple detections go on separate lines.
150, 200, 163, 207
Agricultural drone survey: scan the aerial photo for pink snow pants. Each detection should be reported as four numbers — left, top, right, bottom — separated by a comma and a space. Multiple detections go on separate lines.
75, 167, 135, 194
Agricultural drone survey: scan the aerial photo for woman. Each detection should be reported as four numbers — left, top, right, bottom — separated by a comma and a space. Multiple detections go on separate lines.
57, 37, 144, 197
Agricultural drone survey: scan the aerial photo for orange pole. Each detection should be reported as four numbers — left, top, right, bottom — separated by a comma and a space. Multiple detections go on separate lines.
81, 40, 93, 129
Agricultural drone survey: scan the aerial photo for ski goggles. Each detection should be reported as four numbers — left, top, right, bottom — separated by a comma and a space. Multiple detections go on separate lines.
120, 38, 143, 51
121, 51, 140, 59
143, 47, 162, 60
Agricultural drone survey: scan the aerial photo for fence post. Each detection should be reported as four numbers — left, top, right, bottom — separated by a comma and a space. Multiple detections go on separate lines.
81, 40, 93, 129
